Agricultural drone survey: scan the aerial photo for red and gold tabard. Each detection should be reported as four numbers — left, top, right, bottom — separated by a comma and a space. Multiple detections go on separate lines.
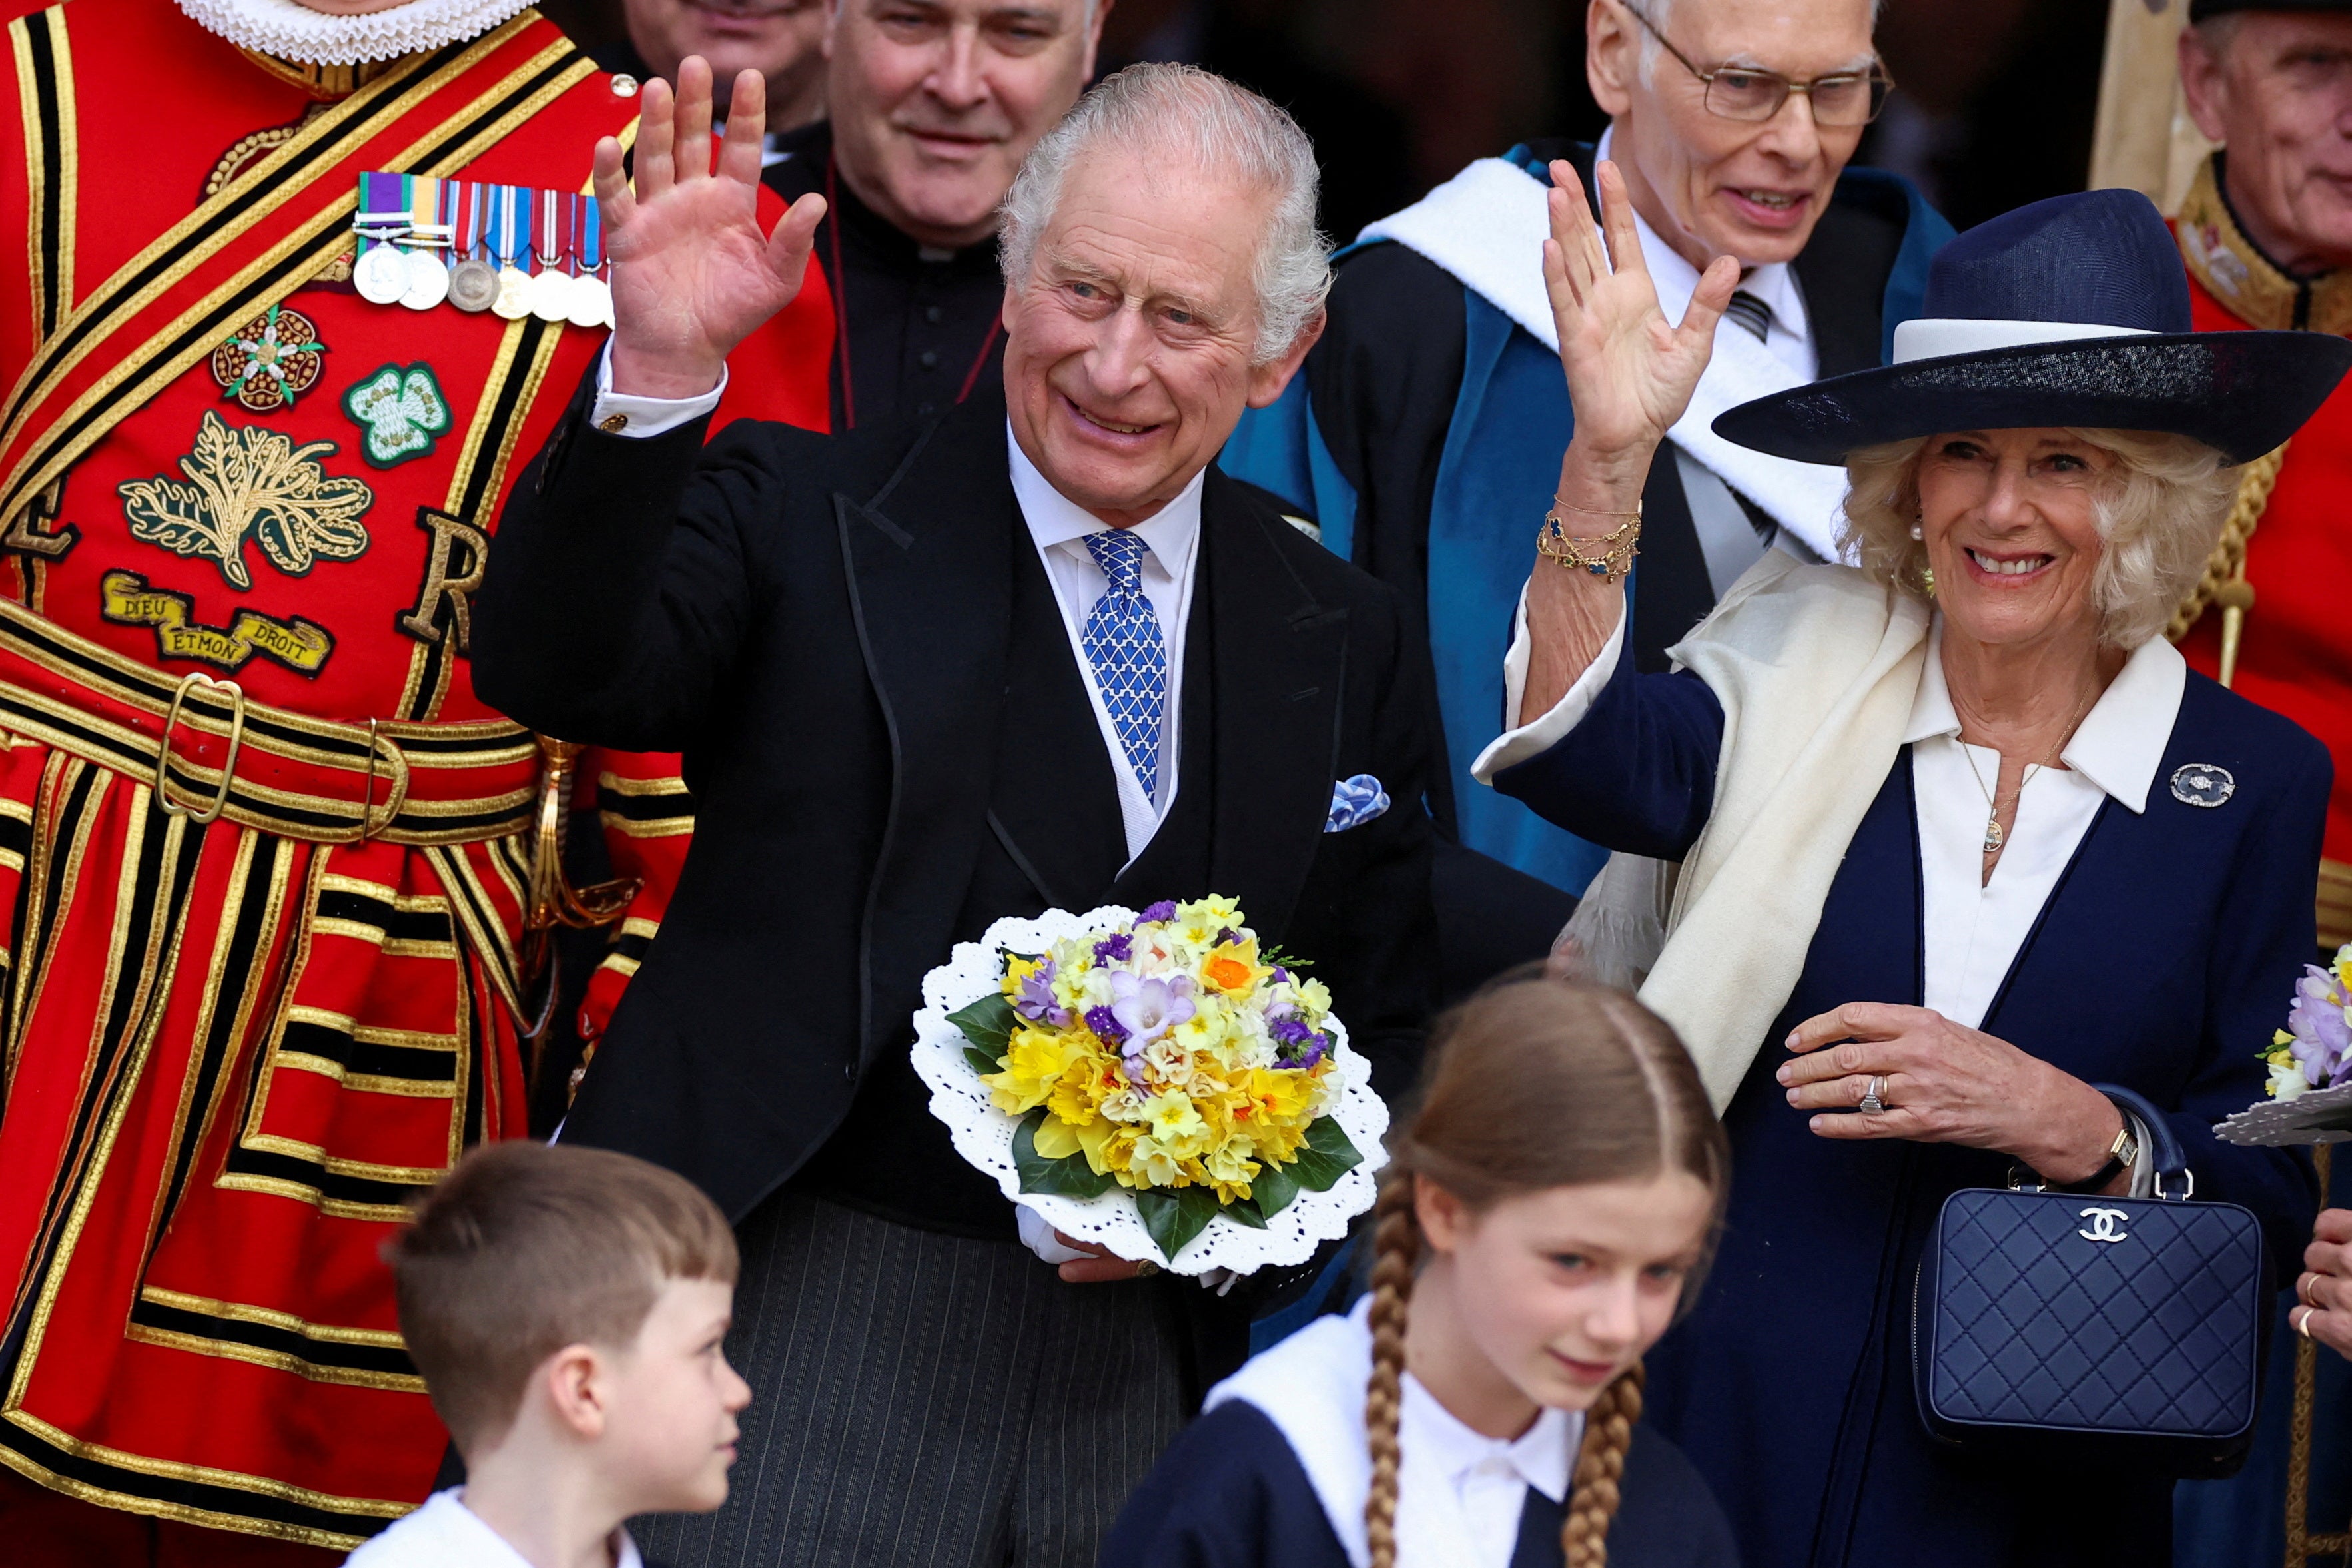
0, 0, 832, 1549
2173, 157, 2352, 949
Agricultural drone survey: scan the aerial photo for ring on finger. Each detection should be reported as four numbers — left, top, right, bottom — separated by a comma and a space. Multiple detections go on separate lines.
1858, 1075, 1888, 1115
2301, 1272, 2319, 1308
2298, 1305, 2318, 1340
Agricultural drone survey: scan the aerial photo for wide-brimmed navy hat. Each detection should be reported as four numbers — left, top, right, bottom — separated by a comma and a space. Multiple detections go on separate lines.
1713, 188, 2352, 466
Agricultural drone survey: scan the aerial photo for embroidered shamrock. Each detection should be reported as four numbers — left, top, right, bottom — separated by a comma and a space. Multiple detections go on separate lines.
342, 363, 454, 469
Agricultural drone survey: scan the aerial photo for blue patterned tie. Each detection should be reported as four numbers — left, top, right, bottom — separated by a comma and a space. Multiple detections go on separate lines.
1081, 529, 1166, 799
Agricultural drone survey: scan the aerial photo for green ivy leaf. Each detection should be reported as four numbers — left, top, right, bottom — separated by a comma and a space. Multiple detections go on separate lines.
1222, 1193, 1268, 1229
963, 1044, 1002, 1076
1135, 1186, 1221, 1260
1284, 1116, 1364, 1193
1011, 1110, 1115, 1198
948, 993, 1018, 1057
1249, 1160, 1302, 1219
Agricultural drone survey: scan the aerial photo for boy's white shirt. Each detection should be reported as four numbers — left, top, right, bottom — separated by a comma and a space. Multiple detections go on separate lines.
342, 1488, 644, 1568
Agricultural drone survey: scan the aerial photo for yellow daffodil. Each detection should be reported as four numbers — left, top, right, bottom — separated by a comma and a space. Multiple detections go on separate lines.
982, 1028, 1093, 1116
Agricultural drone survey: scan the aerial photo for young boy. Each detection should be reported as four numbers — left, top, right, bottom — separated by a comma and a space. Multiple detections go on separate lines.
347, 1142, 750, 1568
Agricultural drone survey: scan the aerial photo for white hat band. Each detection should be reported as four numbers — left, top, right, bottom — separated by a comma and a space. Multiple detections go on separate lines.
1892, 318, 2157, 365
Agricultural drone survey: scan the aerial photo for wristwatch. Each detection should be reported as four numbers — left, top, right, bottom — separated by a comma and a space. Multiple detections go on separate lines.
2055, 1119, 2140, 1194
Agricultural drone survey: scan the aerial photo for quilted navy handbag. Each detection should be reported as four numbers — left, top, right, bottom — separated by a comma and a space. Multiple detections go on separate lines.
1911, 1086, 2270, 1479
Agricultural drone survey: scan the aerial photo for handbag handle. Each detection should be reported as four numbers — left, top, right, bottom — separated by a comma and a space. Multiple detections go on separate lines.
2092, 1082, 2192, 1201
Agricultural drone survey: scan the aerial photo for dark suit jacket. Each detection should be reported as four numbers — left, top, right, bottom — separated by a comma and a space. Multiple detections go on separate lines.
474, 380, 1438, 1230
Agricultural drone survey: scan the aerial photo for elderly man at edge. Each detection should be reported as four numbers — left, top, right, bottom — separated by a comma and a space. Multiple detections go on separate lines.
473, 61, 1437, 1568
1475, 169, 2335, 1563
2173, 0, 2352, 949
1222, 0, 1950, 994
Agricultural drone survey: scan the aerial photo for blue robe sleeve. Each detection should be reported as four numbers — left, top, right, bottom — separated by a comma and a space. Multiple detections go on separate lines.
1484, 642, 1728, 862
1096, 1402, 1351, 1568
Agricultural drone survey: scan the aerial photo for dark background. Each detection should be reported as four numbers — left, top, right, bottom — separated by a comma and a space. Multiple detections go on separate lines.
537, 0, 2114, 241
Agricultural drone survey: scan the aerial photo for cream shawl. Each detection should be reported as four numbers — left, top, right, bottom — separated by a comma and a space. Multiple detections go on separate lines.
1566, 553, 1932, 1109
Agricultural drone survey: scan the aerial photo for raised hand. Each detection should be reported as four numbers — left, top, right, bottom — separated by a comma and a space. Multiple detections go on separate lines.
1543, 159, 1738, 470
594, 57, 827, 399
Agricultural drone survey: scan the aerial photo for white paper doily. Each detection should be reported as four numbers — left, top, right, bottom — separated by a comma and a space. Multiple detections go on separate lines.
911, 905, 1390, 1276
2215, 1079, 2352, 1147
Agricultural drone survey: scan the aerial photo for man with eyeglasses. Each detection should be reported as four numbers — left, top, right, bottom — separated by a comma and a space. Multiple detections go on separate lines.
1221, 0, 1952, 999
2171, 0, 2352, 955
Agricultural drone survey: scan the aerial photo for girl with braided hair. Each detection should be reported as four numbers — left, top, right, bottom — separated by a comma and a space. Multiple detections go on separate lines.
1098, 972, 1736, 1568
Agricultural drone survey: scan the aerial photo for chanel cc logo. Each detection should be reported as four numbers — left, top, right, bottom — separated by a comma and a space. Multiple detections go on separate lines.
2078, 1206, 2131, 1244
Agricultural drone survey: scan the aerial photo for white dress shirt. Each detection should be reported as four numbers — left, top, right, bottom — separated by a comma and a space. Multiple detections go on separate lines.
586, 350, 1204, 865
1475, 598, 2189, 1041
343, 1489, 644, 1568
1595, 127, 1819, 594
1907, 619, 2185, 1030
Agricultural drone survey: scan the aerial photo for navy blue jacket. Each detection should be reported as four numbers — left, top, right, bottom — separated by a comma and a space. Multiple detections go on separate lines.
1491, 646, 2325, 1567
1101, 1400, 1737, 1568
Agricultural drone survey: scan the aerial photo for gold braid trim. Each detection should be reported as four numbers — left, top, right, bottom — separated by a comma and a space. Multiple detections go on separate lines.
2165, 440, 2288, 653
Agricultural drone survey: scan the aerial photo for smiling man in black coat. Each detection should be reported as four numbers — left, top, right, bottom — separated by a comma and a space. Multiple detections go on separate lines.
474, 55, 1435, 1568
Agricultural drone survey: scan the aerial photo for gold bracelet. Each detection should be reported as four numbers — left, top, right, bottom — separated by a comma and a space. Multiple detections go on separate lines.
1537, 500, 1643, 584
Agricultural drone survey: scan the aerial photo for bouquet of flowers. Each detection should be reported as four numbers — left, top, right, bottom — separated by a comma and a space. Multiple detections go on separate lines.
909, 897, 1389, 1274
2217, 943, 2352, 1146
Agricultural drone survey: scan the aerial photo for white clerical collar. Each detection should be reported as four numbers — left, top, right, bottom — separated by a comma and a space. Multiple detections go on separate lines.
1594, 125, 1810, 352
1005, 420, 1205, 570
177, 0, 534, 65
1902, 615, 2185, 814
1400, 1362, 1575, 1505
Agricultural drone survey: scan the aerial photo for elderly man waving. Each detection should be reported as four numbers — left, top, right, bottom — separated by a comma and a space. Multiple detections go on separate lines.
1225, 0, 1952, 992
474, 59, 1436, 1568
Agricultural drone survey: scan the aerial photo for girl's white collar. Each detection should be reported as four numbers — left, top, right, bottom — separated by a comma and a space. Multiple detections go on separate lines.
176, 0, 536, 67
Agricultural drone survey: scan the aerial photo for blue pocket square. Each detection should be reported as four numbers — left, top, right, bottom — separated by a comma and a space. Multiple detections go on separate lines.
1325, 774, 1391, 833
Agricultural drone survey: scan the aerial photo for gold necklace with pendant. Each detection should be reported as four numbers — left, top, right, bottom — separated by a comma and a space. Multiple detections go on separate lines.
1959, 691, 2094, 855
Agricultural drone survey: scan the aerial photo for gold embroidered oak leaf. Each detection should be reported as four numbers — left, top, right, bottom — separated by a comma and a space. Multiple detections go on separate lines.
119, 411, 374, 591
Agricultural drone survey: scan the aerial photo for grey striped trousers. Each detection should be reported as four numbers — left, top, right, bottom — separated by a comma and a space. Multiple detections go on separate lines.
632, 1192, 1189, 1568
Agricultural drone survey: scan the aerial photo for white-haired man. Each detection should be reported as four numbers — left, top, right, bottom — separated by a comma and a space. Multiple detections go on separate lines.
1222, 0, 1952, 996
0, 3, 829, 1565
474, 60, 1437, 1567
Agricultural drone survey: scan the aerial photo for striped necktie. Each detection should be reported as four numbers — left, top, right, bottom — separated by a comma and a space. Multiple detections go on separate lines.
1080, 530, 1166, 799
1725, 290, 1774, 343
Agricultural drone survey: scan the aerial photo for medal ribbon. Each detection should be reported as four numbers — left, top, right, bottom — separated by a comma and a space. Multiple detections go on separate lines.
556, 189, 577, 275
407, 173, 444, 250
536, 183, 558, 270
458, 179, 482, 260
357, 169, 406, 256
578, 189, 601, 275
488, 184, 520, 269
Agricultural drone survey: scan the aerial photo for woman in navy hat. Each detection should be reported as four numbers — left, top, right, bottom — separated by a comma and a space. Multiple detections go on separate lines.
1472, 165, 2352, 1566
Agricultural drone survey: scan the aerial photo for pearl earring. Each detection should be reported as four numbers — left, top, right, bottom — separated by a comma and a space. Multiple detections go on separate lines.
1909, 524, 1924, 541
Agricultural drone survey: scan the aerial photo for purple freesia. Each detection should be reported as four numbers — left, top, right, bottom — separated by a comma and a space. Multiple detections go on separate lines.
1138, 900, 1178, 924
1094, 932, 1133, 963
1271, 1017, 1328, 1070
1110, 970, 1194, 1053
1011, 958, 1070, 1028
2287, 965, 2352, 1088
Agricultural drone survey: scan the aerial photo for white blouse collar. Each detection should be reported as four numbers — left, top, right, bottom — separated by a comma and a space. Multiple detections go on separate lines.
176, 0, 536, 67
1903, 615, 2187, 814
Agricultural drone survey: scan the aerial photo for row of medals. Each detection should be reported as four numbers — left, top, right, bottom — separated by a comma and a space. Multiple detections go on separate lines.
353, 234, 613, 329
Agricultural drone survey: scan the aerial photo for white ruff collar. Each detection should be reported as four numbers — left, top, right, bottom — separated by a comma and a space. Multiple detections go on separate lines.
176, 0, 536, 65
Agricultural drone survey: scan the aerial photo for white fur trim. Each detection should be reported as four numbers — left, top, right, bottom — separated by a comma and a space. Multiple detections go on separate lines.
175, 0, 535, 66
1892, 317, 2155, 364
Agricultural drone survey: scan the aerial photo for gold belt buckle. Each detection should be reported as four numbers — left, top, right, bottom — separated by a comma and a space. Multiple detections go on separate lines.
358, 718, 412, 841
155, 671, 246, 824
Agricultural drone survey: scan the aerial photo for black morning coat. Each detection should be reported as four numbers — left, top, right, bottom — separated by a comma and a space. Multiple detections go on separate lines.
472, 373, 1439, 1370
